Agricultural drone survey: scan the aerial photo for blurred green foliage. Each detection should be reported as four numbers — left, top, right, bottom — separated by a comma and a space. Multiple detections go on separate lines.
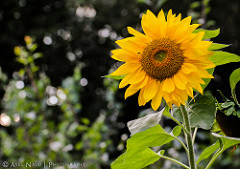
0, 37, 113, 168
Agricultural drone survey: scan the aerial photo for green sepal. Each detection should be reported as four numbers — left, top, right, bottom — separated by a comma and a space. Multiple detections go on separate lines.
208, 43, 229, 51
201, 68, 215, 90
103, 74, 125, 80
210, 51, 240, 66
194, 28, 220, 40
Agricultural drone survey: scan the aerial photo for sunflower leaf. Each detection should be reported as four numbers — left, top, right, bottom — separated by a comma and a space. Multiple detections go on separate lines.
111, 124, 181, 169
173, 92, 216, 130
127, 125, 181, 153
194, 29, 220, 39
210, 51, 240, 66
188, 92, 216, 130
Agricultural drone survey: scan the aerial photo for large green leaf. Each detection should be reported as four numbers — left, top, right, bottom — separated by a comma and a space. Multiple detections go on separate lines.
173, 92, 216, 130
127, 125, 181, 154
188, 92, 216, 130
111, 125, 182, 169
210, 51, 240, 66
194, 29, 220, 39
127, 107, 168, 135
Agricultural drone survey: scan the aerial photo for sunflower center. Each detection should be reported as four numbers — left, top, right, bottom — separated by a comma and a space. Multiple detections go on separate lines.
140, 38, 184, 81
154, 51, 168, 62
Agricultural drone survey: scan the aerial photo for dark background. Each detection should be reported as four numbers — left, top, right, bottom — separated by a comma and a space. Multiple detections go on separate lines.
0, 0, 240, 168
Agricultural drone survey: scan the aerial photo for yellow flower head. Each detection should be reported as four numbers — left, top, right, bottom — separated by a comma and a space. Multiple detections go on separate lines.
110, 9, 215, 110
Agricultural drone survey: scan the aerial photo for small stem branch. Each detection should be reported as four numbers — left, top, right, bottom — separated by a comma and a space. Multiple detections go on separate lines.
25, 66, 38, 94
205, 149, 222, 169
192, 128, 198, 144
168, 113, 189, 134
231, 89, 239, 105
160, 154, 190, 169
180, 104, 196, 169
173, 135, 188, 154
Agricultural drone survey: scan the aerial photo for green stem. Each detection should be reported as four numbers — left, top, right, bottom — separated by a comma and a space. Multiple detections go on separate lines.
159, 154, 190, 169
180, 104, 196, 169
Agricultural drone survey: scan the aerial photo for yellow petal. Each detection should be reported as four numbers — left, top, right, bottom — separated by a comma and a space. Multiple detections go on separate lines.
162, 91, 173, 107
136, 75, 149, 88
124, 75, 149, 99
182, 31, 205, 49
151, 81, 163, 111
125, 84, 140, 99
194, 83, 203, 94
157, 9, 166, 21
177, 70, 188, 82
111, 49, 139, 62
188, 79, 203, 94
162, 78, 175, 93
166, 9, 179, 37
174, 88, 188, 105
116, 37, 146, 52
195, 41, 212, 51
181, 63, 198, 74
173, 73, 187, 90
138, 88, 146, 106
186, 85, 194, 98
141, 10, 161, 39
110, 63, 140, 76
119, 69, 146, 88
172, 16, 195, 42
157, 10, 167, 37
172, 94, 181, 107
175, 13, 182, 22
197, 69, 214, 78
143, 78, 158, 102
187, 58, 215, 69
127, 27, 151, 43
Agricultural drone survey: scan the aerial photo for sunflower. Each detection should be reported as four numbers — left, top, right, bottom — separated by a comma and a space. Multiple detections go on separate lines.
110, 9, 215, 110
